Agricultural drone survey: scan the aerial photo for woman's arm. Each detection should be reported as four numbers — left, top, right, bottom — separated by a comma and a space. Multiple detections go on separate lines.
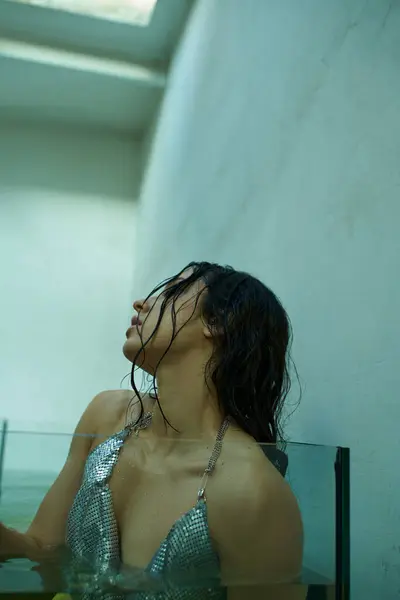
217, 464, 305, 600
0, 391, 111, 559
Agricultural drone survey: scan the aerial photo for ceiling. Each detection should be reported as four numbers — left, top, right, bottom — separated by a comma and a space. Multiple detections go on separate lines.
0, 0, 193, 136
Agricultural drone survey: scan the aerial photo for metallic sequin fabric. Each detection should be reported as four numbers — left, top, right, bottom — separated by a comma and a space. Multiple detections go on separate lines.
66, 421, 227, 600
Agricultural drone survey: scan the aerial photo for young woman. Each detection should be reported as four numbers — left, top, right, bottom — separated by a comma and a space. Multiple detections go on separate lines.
0, 261, 304, 599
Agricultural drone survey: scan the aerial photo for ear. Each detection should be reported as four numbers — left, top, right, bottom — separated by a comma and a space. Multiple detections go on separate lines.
202, 323, 214, 339
202, 316, 223, 339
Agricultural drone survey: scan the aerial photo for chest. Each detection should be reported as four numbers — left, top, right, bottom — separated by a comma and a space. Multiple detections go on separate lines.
108, 438, 217, 568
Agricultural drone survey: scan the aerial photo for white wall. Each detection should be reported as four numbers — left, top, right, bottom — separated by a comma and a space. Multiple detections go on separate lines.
134, 0, 400, 597
0, 123, 139, 434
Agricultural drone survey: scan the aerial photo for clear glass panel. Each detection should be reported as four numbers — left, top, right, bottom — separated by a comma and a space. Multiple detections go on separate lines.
9, 0, 158, 26
1, 430, 346, 598
0, 420, 7, 507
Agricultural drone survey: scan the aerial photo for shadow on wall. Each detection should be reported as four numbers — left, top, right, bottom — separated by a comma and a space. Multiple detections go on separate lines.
0, 122, 141, 199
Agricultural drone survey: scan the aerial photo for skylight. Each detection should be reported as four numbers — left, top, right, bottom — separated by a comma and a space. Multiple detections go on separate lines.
11, 0, 158, 26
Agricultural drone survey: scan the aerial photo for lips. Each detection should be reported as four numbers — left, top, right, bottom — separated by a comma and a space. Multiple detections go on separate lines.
131, 316, 142, 327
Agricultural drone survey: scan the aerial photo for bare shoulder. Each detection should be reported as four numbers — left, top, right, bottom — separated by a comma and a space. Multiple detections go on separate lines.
211, 436, 303, 585
81, 389, 136, 436
92, 389, 133, 415
215, 436, 296, 515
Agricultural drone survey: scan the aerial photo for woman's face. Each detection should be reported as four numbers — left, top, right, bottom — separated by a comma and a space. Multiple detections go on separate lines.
123, 269, 209, 374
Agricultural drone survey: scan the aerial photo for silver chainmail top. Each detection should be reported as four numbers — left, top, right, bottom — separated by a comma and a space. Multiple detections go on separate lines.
65, 414, 230, 600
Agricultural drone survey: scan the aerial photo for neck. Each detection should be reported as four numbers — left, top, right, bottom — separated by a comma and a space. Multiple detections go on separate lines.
148, 351, 223, 440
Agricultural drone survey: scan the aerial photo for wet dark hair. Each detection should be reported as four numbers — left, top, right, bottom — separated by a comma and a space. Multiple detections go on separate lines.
128, 261, 296, 444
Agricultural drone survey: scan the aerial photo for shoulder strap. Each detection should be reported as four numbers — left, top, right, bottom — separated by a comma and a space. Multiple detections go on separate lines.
197, 417, 230, 501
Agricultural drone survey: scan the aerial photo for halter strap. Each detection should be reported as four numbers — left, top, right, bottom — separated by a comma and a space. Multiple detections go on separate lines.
197, 417, 230, 502
126, 411, 230, 502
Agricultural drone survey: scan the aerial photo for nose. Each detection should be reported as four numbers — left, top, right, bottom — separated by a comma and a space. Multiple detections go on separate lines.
133, 298, 146, 313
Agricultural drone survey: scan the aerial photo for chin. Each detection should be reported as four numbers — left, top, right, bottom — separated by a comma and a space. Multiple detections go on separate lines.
122, 338, 139, 363
122, 340, 155, 375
